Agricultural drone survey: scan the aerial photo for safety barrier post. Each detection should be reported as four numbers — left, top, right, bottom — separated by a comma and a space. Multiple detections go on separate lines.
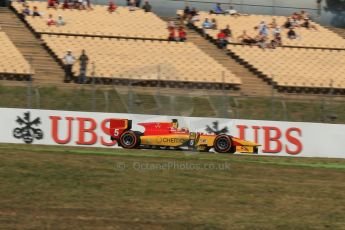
91, 62, 96, 111
27, 57, 33, 109
34, 88, 40, 109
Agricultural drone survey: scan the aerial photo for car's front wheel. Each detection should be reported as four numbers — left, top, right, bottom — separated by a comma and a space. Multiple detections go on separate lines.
214, 135, 232, 153
119, 131, 140, 149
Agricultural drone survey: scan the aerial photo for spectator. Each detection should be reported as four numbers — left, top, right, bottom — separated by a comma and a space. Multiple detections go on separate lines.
216, 30, 227, 48
47, 0, 57, 9
189, 8, 199, 22
223, 25, 232, 41
129, 0, 136, 11
238, 30, 256, 45
62, 0, 69, 9
184, 7, 199, 26
76, 0, 83, 10
300, 10, 310, 20
269, 18, 277, 28
183, 6, 190, 19
81, 0, 88, 10
56, 15, 66, 26
211, 3, 224, 14
290, 17, 300, 27
63, 50, 76, 82
32, 6, 42, 17
256, 34, 268, 49
85, 0, 91, 8
142, 1, 152, 12
211, 18, 217, 30
126, 0, 130, 6
270, 32, 282, 48
272, 25, 281, 37
167, 20, 175, 29
190, 7, 197, 17
108, 0, 117, 13
283, 17, 292, 29
287, 27, 297, 39
225, 5, 240, 16
257, 21, 268, 37
47, 14, 56, 26
178, 26, 186, 42
78, 50, 89, 84
22, 5, 31, 16
135, 0, 141, 7
202, 18, 213, 29
301, 18, 318, 30
202, 18, 213, 36
168, 27, 176, 41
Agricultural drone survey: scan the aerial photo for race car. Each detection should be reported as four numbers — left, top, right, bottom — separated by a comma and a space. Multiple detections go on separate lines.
109, 119, 260, 154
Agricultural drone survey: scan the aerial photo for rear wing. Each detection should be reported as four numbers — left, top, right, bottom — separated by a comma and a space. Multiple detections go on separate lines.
109, 119, 132, 140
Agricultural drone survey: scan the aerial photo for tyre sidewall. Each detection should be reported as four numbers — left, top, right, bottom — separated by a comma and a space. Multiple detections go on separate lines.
214, 135, 232, 153
119, 131, 140, 149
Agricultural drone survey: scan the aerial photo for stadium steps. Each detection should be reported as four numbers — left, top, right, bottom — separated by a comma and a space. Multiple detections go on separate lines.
0, 7, 65, 86
180, 24, 276, 96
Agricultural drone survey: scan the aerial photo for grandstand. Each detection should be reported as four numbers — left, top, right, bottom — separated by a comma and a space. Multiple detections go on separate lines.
177, 10, 345, 49
42, 35, 241, 88
0, 6, 65, 85
228, 45, 345, 93
0, 2, 344, 96
177, 10, 345, 94
6, 1, 241, 89
0, 31, 32, 80
12, 1, 167, 39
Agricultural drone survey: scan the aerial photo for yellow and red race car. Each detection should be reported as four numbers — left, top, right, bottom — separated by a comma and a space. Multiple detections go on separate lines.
109, 119, 260, 154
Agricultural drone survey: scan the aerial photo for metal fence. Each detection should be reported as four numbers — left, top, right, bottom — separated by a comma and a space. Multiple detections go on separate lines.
1, 77, 343, 124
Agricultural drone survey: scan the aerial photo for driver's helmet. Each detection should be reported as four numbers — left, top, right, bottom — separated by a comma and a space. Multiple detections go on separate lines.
172, 119, 178, 129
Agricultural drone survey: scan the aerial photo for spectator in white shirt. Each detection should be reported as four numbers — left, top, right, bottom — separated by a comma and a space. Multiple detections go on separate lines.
57, 15, 66, 26
225, 5, 240, 16
63, 51, 76, 82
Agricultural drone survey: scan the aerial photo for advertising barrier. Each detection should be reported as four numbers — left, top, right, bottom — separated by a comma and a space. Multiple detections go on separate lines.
0, 108, 344, 158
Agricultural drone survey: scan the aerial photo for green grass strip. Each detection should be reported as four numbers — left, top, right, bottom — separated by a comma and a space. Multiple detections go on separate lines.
0, 144, 344, 170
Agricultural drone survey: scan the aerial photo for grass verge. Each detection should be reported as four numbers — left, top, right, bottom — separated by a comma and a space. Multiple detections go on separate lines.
0, 143, 344, 229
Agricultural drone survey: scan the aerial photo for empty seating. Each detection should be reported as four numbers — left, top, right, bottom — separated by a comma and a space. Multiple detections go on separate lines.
178, 10, 345, 49
42, 35, 241, 87
0, 32, 32, 78
12, 1, 167, 39
228, 44, 345, 91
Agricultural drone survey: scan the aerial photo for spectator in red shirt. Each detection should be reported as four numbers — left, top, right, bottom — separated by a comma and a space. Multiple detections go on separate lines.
47, 0, 57, 9
168, 27, 176, 41
108, 0, 117, 13
217, 29, 227, 48
47, 14, 56, 26
178, 26, 187, 42
62, 0, 69, 9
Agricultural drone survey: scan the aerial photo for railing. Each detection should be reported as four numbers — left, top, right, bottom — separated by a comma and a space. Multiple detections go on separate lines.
1, 75, 343, 124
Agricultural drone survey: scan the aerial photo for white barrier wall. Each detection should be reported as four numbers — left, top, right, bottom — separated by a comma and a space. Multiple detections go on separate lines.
1, 108, 344, 158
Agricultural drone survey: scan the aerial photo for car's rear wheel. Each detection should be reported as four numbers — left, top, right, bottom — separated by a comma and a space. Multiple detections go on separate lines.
214, 135, 232, 153
119, 131, 140, 149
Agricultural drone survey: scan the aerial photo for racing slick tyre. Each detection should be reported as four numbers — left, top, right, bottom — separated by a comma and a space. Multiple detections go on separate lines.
119, 131, 141, 149
214, 135, 233, 153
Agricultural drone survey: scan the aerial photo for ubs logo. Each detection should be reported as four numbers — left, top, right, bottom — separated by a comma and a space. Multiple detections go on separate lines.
13, 112, 44, 144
